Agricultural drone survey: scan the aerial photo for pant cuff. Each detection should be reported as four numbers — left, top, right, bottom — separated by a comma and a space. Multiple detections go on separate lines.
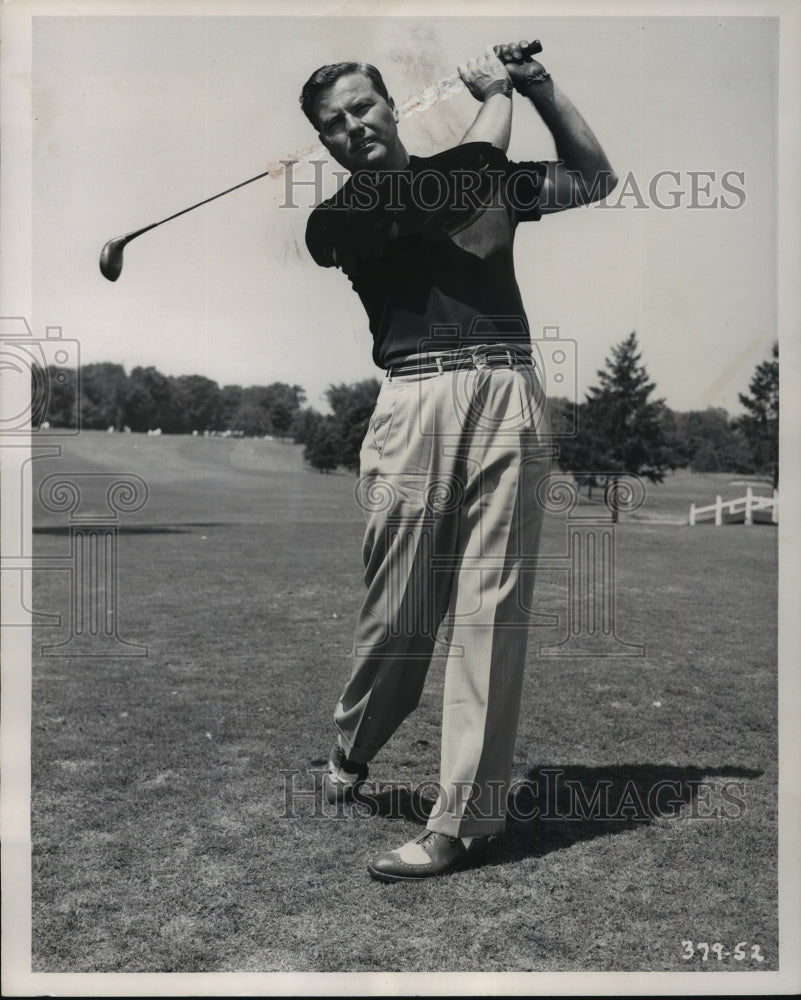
425, 814, 507, 839
335, 729, 376, 765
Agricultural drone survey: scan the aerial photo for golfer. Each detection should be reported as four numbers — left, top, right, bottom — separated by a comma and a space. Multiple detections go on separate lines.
300, 39, 616, 881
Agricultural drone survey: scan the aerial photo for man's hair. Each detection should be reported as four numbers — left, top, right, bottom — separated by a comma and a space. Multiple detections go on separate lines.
299, 62, 390, 128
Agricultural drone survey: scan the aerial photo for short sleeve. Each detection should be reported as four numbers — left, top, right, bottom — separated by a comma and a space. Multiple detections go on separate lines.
305, 203, 338, 268
305, 197, 396, 278
505, 159, 549, 223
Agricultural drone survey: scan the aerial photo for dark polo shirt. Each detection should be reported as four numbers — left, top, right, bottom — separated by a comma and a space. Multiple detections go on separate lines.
305, 142, 547, 369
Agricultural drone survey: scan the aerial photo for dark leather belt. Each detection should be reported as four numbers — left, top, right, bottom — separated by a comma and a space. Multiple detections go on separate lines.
387, 347, 534, 379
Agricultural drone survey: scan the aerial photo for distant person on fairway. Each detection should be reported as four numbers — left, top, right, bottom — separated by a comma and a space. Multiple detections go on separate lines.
300, 39, 616, 881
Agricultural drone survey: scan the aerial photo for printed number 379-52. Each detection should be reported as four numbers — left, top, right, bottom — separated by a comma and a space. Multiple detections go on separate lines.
682, 941, 764, 962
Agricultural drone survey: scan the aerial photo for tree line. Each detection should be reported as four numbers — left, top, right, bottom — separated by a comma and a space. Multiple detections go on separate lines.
34, 335, 778, 487
36, 363, 307, 438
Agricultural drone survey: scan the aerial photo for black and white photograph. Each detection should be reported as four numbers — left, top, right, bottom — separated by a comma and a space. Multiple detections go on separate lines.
1, 0, 799, 995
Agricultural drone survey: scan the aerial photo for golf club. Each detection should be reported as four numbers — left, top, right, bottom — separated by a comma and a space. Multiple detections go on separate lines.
99, 169, 276, 281
99, 39, 542, 282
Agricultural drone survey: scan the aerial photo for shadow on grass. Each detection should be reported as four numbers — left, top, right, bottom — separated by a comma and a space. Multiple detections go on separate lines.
500, 763, 764, 864
32, 521, 229, 535
359, 763, 764, 863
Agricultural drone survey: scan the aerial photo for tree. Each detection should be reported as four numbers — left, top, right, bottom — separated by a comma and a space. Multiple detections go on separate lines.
735, 342, 778, 488
216, 385, 243, 432
122, 366, 186, 433
174, 374, 221, 433
556, 332, 678, 506
303, 417, 340, 472
266, 383, 307, 436
32, 365, 76, 428
671, 407, 754, 474
225, 382, 306, 437
292, 406, 325, 445
547, 396, 579, 440
80, 363, 128, 430
325, 378, 381, 471
232, 386, 273, 437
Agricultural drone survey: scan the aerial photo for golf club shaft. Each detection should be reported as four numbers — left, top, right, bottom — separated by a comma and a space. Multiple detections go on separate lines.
141, 39, 544, 221
100, 38, 543, 280
150, 169, 274, 230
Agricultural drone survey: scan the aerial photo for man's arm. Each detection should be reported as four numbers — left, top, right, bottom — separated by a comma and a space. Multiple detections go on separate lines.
497, 40, 618, 212
457, 48, 514, 152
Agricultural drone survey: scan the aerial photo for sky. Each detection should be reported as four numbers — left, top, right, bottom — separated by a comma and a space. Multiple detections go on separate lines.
27, 11, 779, 415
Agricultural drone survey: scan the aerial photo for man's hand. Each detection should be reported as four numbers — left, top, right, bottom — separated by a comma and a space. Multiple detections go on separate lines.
491, 39, 618, 212
493, 40, 548, 94
458, 47, 512, 103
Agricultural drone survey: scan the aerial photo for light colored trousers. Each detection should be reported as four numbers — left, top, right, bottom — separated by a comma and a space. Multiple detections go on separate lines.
335, 349, 551, 837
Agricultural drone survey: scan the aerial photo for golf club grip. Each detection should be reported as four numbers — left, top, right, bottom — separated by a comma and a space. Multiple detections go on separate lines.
496, 40, 542, 62
521, 40, 543, 59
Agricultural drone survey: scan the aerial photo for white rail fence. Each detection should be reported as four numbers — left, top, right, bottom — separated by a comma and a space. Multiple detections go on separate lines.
689, 487, 778, 526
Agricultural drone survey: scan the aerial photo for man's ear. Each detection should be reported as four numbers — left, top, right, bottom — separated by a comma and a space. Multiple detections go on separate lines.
389, 97, 399, 122
317, 132, 332, 152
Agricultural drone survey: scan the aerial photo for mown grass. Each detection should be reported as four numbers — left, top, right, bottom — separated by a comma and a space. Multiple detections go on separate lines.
30, 433, 777, 972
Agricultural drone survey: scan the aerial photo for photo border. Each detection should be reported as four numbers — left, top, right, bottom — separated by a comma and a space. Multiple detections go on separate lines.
2, 0, 799, 995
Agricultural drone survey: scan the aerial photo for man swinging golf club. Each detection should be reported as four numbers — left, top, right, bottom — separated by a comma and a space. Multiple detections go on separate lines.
300, 38, 617, 881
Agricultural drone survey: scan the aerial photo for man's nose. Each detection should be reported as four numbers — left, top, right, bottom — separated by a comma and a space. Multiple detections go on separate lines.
345, 113, 364, 135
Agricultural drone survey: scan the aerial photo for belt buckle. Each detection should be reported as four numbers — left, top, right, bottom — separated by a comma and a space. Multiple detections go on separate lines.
470, 346, 489, 371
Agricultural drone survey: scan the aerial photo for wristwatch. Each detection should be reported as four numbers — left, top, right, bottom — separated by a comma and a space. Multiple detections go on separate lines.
521, 70, 551, 92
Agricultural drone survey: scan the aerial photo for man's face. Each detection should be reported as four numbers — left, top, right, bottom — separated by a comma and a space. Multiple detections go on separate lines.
313, 73, 406, 172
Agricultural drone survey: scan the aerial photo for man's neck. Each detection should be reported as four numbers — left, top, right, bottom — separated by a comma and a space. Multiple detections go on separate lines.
363, 143, 411, 173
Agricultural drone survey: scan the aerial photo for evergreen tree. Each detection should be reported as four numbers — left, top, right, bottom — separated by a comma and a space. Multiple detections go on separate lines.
735, 342, 778, 488
556, 332, 678, 508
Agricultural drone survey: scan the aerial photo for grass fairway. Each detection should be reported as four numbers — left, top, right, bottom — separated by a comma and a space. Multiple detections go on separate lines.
30, 432, 778, 972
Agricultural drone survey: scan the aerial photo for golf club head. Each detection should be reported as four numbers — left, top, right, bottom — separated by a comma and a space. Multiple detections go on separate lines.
99, 223, 158, 282
99, 235, 128, 282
